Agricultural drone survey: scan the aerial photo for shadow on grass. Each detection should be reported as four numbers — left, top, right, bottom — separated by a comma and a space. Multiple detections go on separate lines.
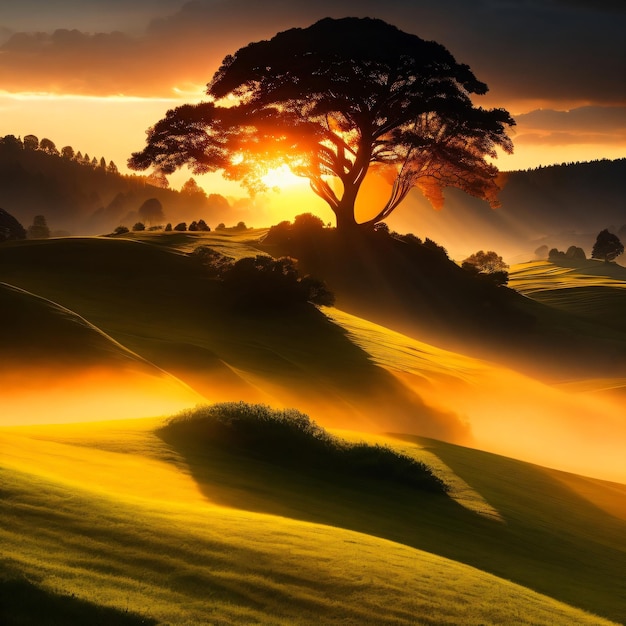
393, 434, 626, 626
0, 573, 156, 626
157, 418, 625, 625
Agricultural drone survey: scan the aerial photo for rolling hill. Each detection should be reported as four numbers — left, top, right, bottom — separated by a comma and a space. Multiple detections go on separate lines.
1, 230, 625, 624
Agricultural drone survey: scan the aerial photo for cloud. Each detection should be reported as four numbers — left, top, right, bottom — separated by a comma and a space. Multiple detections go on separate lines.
0, 0, 623, 110
513, 106, 626, 145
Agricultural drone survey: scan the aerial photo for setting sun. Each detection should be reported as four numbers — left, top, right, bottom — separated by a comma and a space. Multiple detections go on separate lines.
262, 164, 307, 190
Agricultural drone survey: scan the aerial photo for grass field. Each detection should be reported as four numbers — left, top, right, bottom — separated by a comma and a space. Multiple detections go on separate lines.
1, 233, 625, 624
1, 417, 623, 625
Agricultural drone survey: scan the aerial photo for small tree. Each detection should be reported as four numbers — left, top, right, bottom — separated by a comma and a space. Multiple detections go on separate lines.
181, 177, 206, 197
164, 222, 172, 231
591, 229, 624, 264
61, 145, 75, 159
189, 220, 199, 231
196, 219, 210, 232
461, 250, 508, 286
23, 134, 39, 151
26, 215, 50, 239
174, 222, 187, 231
39, 138, 58, 155
138, 197, 165, 225
113, 225, 129, 235
565, 245, 586, 261
132, 222, 146, 231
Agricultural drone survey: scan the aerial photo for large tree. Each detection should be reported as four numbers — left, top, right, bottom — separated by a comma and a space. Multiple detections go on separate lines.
129, 17, 514, 232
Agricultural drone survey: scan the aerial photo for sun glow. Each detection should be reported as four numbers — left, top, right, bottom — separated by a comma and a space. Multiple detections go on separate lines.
262, 164, 307, 190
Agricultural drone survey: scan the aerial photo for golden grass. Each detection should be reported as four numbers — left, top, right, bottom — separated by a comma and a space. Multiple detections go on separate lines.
509, 260, 626, 295
1, 418, 618, 625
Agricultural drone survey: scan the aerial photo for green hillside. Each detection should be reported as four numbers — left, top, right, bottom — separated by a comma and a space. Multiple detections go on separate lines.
1, 416, 623, 625
1, 232, 625, 624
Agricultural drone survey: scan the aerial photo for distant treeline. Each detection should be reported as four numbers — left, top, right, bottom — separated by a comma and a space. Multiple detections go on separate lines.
0, 134, 234, 235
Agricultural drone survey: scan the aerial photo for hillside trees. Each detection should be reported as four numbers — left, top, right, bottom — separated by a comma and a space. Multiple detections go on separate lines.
129, 17, 514, 234
592, 229, 624, 263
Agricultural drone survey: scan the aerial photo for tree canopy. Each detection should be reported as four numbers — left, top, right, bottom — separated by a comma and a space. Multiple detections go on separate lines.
129, 17, 514, 232
591, 229, 624, 263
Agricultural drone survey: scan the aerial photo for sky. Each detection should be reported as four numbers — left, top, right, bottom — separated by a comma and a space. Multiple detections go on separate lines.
0, 0, 625, 201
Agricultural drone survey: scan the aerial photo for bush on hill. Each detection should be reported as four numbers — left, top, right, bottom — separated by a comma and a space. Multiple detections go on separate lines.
161, 402, 448, 493
192, 247, 335, 308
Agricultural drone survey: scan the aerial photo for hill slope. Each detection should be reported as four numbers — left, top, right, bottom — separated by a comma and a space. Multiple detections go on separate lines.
0, 417, 623, 625
0, 281, 201, 424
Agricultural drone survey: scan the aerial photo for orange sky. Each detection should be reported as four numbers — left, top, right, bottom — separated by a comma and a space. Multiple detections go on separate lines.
0, 1, 624, 204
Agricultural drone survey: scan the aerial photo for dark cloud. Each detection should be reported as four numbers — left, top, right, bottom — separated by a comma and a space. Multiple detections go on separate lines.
0, 0, 623, 107
513, 106, 626, 145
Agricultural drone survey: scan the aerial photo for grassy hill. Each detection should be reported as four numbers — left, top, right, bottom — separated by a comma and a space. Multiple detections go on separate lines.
1, 231, 625, 624
1, 416, 623, 625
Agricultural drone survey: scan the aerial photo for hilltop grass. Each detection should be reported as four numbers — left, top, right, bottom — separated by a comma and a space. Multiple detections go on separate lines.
0, 236, 467, 437
0, 419, 621, 626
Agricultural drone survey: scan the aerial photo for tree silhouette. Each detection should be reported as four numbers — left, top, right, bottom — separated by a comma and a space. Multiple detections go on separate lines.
591, 229, 624, 263
129, 17, 513, 233
39, 138, 59, 155
27, 215, 50, 239
23, 134, 39, 151
461, 250, 508, 285
138, 197, 165, 225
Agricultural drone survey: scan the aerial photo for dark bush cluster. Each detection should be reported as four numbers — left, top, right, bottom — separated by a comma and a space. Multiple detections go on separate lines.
264, 212, 325, 245
192, 247, 334, 308
162, 402, 448, 493
461, 250, 509, 286
548, 245, 587, 262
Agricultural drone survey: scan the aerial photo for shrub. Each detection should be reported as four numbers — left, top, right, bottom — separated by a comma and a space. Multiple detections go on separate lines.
196, 219, 210, 232
565, 245, 586, 260
215, 222, 226, 231
221, 255, 335, 308
164, 223, 172, 231
192, 246, 235, 278
161, 402, 448, 493
188, 220, 199, 231
548, 248, 565, 261
132, 222, 145, 231
173, 222, 187, 231
113, 225, 129, 235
